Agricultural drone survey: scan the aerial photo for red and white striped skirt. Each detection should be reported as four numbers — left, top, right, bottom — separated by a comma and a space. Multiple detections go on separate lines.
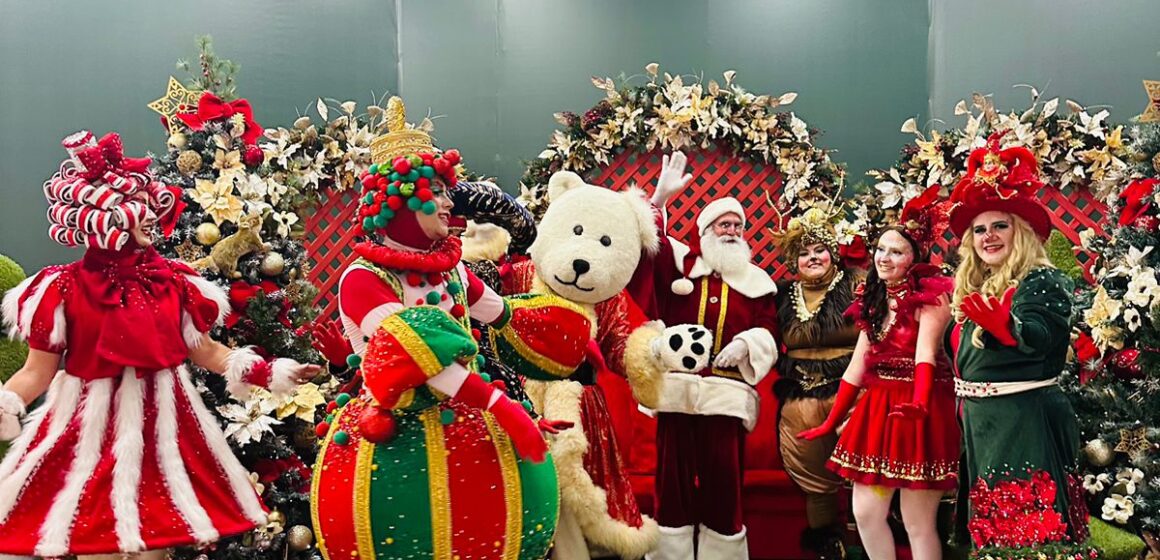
0, 366, 266, 556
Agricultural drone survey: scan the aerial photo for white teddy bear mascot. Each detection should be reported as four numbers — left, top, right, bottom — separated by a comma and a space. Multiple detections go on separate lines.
505, 171, 712, 560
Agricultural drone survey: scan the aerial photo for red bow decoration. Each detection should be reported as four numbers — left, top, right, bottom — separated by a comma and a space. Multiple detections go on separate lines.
73, 133, 152, 181
177, 92, 263, 145
226, 280, 292, 328
1118, 178, 1158, 227
1073, 331, 1102, 385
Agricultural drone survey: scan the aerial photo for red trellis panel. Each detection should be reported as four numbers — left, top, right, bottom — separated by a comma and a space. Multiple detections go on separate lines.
305, 189, 360, 320
305, 148, 1109, 319
592, 148, 793, 279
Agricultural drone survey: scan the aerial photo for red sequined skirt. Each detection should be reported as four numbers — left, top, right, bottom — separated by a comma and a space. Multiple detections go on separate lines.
828, 376, 959, 490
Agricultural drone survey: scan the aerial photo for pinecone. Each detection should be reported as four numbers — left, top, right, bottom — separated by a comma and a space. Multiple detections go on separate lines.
177, 150, 203, 176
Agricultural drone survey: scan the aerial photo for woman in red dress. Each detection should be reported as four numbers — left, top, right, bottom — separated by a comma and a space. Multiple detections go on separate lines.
799, 188, 959, 560
0, 131, 318, 559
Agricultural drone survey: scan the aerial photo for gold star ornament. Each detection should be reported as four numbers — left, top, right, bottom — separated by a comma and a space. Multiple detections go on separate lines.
148, 77, 202, 134
1140, 80, 1160, 123
1115, 425, 1151, 456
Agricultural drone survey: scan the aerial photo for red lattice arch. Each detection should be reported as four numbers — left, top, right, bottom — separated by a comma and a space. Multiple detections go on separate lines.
590, 147, 793, 279
305, 149, 1108, 318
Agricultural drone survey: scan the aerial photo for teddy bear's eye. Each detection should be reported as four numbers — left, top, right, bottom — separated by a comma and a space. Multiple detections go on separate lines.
600, 235, 612, 247
573, 225, 583, 235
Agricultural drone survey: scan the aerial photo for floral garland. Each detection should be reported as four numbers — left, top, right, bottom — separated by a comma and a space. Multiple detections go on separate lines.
863, 89, 1127, 227
518, 63, 843, 218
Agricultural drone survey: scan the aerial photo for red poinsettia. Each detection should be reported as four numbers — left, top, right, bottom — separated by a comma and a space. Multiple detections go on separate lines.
1118, 178, 1159, 227
226, 280, 292, 328
968, 471, 1070, 549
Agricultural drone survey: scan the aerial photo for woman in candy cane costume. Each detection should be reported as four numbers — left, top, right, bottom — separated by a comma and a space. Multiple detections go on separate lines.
0, 131, 318, 558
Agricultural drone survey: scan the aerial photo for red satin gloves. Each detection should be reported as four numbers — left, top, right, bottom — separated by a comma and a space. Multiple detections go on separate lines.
890, 362, 935, 420
797, 380, 860, 441
960, 287, 1018, 347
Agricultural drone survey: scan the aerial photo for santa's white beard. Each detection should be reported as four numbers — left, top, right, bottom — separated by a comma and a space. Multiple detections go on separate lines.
700, 232, 751, 275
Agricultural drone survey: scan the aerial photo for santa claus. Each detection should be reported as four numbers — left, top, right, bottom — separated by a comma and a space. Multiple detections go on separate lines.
628, 151, 779, 559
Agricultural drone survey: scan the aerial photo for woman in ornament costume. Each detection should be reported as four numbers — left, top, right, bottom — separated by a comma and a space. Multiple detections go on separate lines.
311, 97, 592, 560
771, 205, 863, 560
0, 131, 318, 558
945, 132, 1092, 554
799, 187, 958, 560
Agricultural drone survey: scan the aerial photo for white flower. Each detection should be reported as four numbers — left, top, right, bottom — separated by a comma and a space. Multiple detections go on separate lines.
236, 174, 272, 215
1101, 494, 1134, 524
1124, 272, 1160, 308
265, 177, 289, 207
1116, 468, 1145, 495
1078, 110, 1111, 139
1124, 308, 1143, 332
217, 398, 282, 447
1078, 229, 1098, 251
1084, 473, 1110, 494
874, 180, 924, 209
790, 114, 809, 142
273, 211, 300, 238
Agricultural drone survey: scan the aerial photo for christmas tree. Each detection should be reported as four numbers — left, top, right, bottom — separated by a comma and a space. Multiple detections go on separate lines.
149, 37, 330, 560
1064, 116, 1160, 557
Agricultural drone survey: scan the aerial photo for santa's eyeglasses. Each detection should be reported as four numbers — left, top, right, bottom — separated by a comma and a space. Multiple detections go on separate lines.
713, 221, 745, 233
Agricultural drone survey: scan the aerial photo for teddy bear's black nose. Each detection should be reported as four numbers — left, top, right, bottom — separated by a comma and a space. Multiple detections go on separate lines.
572, 259, 590, 275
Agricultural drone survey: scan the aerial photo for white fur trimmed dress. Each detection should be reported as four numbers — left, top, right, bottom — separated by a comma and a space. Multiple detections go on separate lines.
0, 252, 267, 556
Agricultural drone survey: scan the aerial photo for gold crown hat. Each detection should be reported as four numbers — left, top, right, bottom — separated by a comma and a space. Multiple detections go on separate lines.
371, 96, 437, 165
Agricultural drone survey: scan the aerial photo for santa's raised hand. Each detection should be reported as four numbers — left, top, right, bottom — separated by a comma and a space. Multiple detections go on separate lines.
651, 150, 694, 207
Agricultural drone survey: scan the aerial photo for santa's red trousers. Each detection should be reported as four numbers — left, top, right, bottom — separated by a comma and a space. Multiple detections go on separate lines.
654, 412, 746, 535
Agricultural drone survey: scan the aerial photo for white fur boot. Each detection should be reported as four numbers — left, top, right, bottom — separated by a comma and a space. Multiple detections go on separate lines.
697, 525, 748, 559
646, 525, 694, 560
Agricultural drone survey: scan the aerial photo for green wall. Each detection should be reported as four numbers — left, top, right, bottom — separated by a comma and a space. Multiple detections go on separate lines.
0, 0, 398, 270
2, 0, 1158, 270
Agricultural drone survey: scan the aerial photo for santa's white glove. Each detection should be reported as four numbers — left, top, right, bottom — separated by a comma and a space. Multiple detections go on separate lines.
651, 324, 713, 373
713, 339, 749, 369
0, 390, 26, 442
651, 151, 694, 206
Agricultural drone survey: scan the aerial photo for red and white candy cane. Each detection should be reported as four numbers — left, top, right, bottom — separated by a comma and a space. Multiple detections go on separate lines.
44, 175, 84, 204
102, 170, 141, 195
48, 205, 79, 228
74, 182, 123, 210
48, 224, 83, 247
86, 229, 129, 251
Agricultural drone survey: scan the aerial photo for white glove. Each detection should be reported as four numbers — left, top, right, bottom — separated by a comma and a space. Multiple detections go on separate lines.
651, 151, 694, 206
713, 339, 749, 369
0, 390, 26, 442
652, 324, 713, 373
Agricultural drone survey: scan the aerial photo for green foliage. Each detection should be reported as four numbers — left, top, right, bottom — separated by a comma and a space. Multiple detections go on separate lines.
176, 35, 241, 100
1046, 230, 1084, 283
1088, 518, 1145, 560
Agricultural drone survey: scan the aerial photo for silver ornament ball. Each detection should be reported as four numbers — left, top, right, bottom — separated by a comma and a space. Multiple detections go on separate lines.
1085, 438, 1115, 467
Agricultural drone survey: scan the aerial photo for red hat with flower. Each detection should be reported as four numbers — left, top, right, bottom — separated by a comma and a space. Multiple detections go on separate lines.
355, 97, 461, 250
947, 130, 1052, 240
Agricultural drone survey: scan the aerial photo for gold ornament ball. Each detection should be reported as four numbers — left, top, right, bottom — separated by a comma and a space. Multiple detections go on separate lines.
1085, 438, 1115, 467
287, 525, 314, 551
1152, 152, 1160, 174
167, 133, 187, 149
261, 252, 286, 276
195, 223, 221, 246
176, 150, 203, 176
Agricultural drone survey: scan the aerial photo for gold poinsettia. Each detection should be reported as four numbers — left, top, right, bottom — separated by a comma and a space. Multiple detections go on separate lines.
213, 149, 245, 183
275, 382, 327, 422
913, 130, 946, 172
191, 178, 244, 225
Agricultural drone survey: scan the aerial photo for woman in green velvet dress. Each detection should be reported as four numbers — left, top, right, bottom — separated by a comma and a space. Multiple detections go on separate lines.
945, 132, 1094, 557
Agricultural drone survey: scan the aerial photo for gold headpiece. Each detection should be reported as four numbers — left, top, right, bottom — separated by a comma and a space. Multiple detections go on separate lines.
370, 97, 435, 165
766, 192, 844, 262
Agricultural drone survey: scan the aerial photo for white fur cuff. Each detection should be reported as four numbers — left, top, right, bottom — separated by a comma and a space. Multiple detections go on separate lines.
223, 347, 265, 399
0, 390, 24, 416
268, 358, 303, 397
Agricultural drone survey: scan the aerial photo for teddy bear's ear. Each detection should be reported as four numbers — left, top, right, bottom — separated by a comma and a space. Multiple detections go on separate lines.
621, 187, 660, 255
547, 171, 586, 203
